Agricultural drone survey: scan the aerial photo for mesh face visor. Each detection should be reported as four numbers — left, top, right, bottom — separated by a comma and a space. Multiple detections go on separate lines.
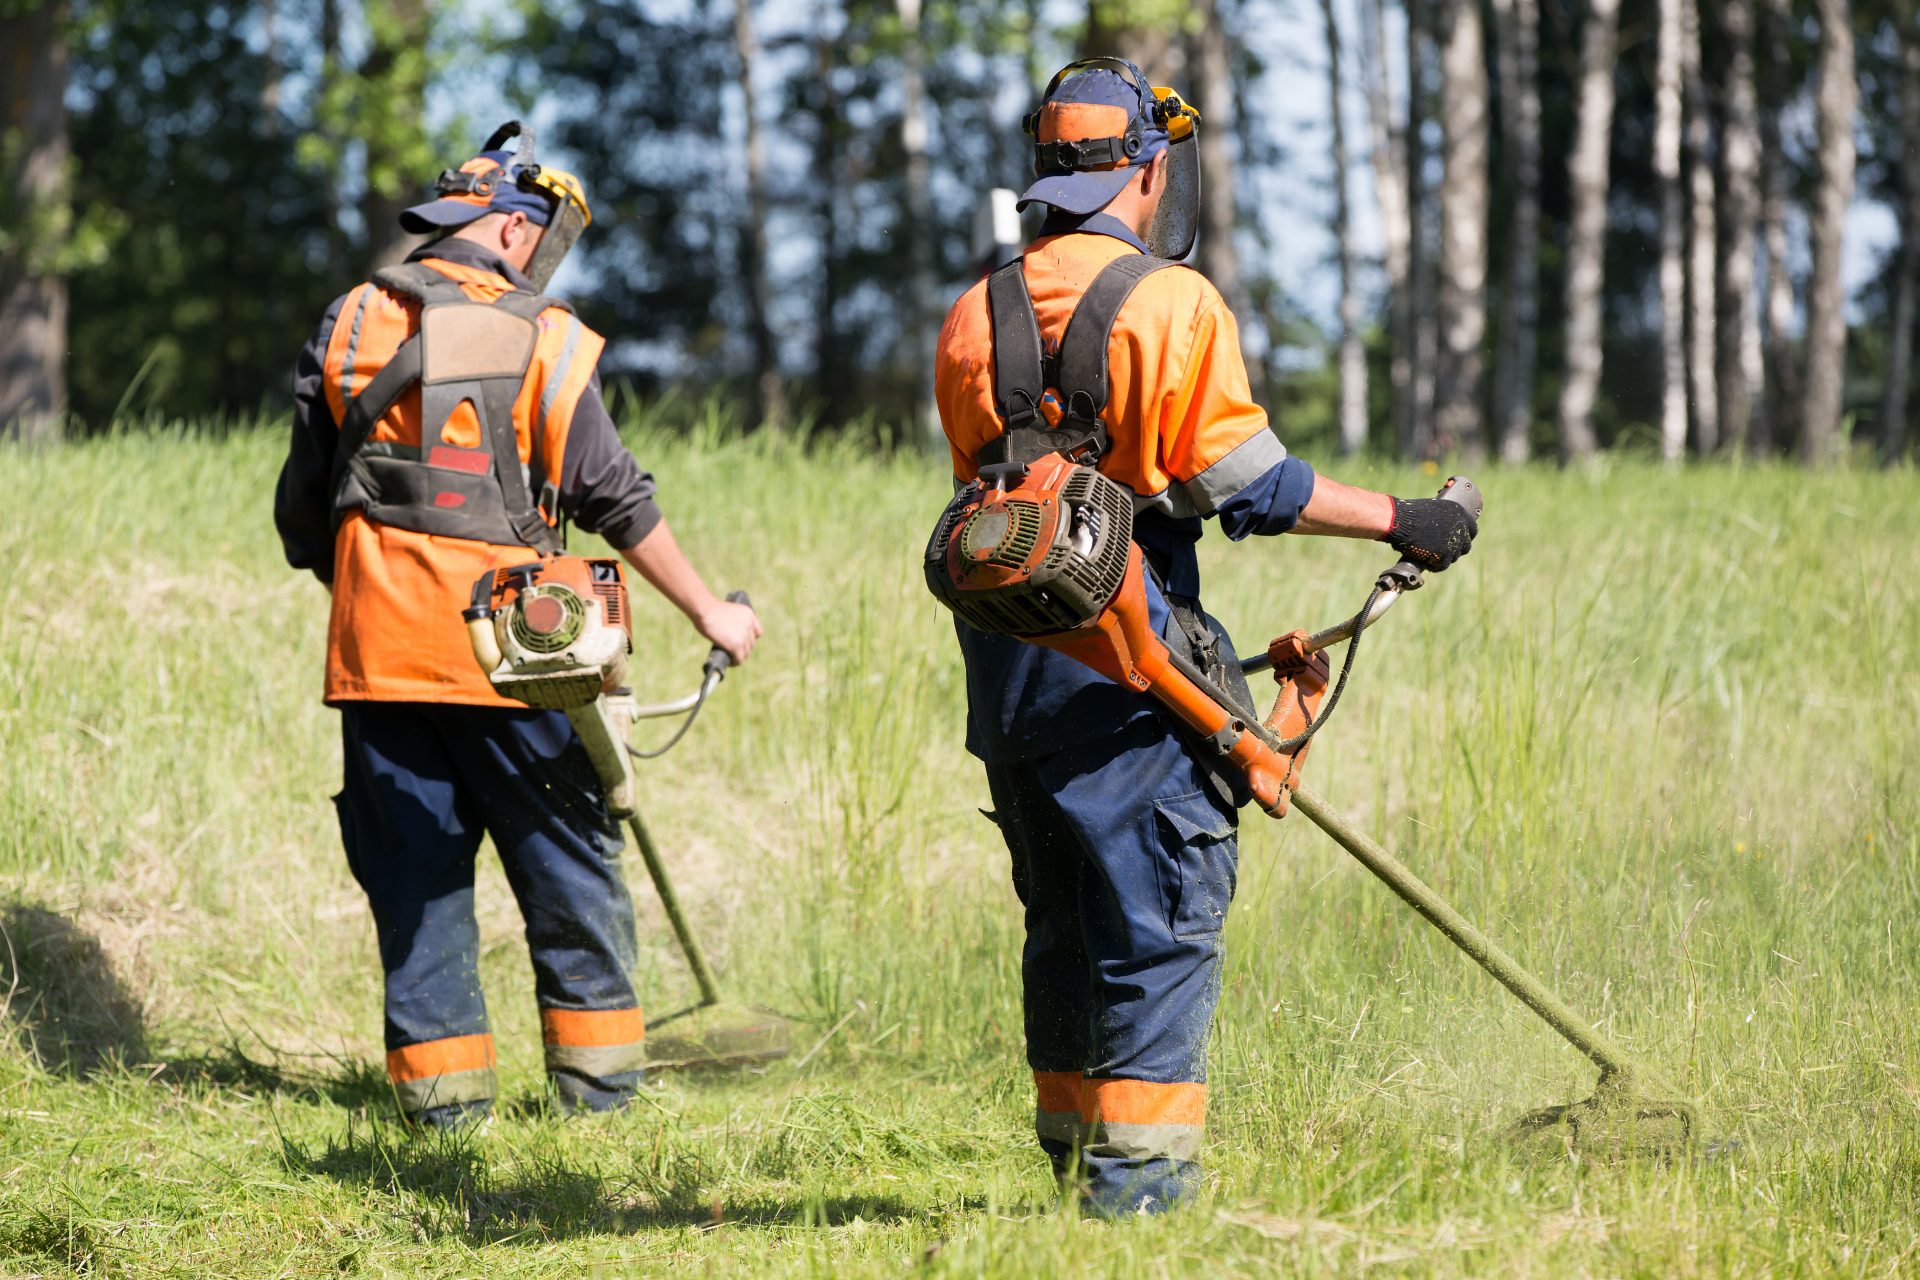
1145, 87, 1201, 261
521, 166, 592, 291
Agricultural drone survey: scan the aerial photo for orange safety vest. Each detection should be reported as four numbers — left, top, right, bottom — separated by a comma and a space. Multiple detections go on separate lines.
935, 231, 1280, 519
319, 256, 606, 706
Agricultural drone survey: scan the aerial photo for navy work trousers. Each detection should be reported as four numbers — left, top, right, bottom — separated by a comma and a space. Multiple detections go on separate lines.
983, 715, 1240, 1216
335, 702, 649, 1119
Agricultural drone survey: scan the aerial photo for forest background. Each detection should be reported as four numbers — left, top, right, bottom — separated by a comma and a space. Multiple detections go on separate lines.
2, 0, 1917, 465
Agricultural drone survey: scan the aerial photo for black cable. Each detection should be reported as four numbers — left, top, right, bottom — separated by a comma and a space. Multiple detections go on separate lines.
1268, 584, 1384, 753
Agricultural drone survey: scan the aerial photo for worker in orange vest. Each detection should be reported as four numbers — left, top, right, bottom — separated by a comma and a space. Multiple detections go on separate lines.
934, 61, 1475, 1214
275, 124, 762, 1127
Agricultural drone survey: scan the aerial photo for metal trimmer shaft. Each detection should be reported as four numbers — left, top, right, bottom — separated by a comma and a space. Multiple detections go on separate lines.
1288, 783, 1638, 1080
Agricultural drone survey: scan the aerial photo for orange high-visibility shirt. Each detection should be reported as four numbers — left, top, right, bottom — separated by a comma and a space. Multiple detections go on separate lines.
316, 256, 606, 706
935, 227, 1292, 570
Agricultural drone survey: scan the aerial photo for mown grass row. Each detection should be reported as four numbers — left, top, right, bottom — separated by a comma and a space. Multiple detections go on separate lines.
0, 421, 1915, 1275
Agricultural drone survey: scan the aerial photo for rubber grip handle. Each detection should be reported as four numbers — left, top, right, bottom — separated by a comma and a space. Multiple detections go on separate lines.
702, 589, 753, 680
1381, 475, 1483, 589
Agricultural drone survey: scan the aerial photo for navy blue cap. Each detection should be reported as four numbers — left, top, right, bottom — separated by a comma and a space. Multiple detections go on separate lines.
399, 149, 557, 234
1017, 68, 1169, 215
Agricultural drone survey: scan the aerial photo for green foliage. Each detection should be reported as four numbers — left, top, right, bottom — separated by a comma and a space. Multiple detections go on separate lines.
0, 428, 1917, 1273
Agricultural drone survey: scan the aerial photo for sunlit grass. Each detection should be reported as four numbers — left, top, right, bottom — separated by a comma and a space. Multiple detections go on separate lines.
0, 421, 1915, 1275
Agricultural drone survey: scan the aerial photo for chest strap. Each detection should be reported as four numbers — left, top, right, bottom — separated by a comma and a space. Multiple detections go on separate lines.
977, 252, 1179, 469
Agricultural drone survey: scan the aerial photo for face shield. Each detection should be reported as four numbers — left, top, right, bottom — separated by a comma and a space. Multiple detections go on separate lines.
520, 164, 592, 291
1144, 87, 1201, 262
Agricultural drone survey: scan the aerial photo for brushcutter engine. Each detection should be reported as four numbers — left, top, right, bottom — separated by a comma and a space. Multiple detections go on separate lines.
924, 454, 1137, 637
465, 555, 640, 816
466, 555, 633, 708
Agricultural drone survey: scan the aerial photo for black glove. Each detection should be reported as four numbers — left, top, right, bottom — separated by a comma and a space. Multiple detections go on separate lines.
1386, 497, 1478, 572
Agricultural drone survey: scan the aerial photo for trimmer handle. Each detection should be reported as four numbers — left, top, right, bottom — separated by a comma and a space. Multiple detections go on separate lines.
702, 590, 754, 681
1379, 474, 1483, 591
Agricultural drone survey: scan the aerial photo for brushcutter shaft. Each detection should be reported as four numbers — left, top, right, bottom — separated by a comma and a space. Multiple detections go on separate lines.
625, 813, 723, 1008
1288, 784, 1637, 1079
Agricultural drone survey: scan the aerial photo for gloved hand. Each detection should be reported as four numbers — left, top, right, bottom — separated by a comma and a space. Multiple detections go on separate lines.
1386, 496, 1478, 572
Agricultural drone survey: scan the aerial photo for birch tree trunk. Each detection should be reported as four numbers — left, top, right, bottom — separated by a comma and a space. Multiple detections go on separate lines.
1193, 0, 1254, 358
733, 0, 788, 431
1434, 0, 1488, 458
1404, 0, 1436, 459
1714, 0, 1763, 454
1879, 21, 1920, 464
1321, 0, 1367, 454
899, 0, 938, 445
1682, 0, 1718, 454
1757, 0, 1798, 456
1799, 0, 1856, 465
810, 2, 849, 426
1361, 0, 1412, 454
1556, 0, 1620, 462
1654, 0, 1686, 463
1491, 0, 1541, 463
0, 0, 70, 441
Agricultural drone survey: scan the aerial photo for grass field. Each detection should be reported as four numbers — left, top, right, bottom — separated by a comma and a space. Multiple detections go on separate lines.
1, 419, 1916, 1277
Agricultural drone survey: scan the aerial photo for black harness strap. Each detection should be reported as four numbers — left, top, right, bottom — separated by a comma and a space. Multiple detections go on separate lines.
986, 261, 1045, 432
976, 253, 1179, 469
329, 262, 571, 553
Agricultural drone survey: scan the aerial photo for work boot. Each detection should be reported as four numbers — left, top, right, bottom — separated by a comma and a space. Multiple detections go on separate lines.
406, 1099, 493, 1132
550, 1068, 647, 1115
1078, 1157, 1201, 1219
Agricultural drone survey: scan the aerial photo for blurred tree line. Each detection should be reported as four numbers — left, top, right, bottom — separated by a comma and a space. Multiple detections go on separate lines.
1, 0, 1916, 463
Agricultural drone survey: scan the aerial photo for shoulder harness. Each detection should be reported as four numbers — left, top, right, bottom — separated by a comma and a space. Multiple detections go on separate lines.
976, 252, 1180, 469
330, 261, 570, 555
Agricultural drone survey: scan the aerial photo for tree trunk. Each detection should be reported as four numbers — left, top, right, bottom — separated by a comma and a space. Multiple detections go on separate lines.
1086, 0, 1183, 79
1652, 0, 1686, 463
1714, 0, 1763, 454
734, 0, 788, 431
1682, 0, 1718, 454
899, 0, 938, 445
1193, 0, 1254, 359
1320, 0, 1367, 455
1799, 0, 1856, 465
1434, 0, 1488, 459
0, 0, 70, 441
1361, 0, 1412, 456
810, 2, 849, 426
1404, 0, 1436, 459
1756, 0, 1797, 456
1490, 0, 1540, 463
1556, 0, 1620, 462
1880, 18, 1920, 464
358, 0, 430, 272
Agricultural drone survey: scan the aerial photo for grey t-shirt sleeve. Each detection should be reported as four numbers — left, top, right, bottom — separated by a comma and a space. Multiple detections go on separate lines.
558, 372, 663, 549
274, 294, 347, 583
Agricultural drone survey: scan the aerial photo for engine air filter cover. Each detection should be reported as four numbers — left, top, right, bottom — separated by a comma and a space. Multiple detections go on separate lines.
923, 453, 1135, 638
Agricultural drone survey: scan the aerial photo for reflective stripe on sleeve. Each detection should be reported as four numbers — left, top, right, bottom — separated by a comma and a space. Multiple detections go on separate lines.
1180, 429, 1288, 516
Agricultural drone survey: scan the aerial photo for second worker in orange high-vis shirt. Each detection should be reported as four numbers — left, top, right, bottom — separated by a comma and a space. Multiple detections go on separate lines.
935, 60, 1477, 1216
275, 125, 763, 1128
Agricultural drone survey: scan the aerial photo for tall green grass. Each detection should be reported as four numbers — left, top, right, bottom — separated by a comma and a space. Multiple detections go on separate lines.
0, 420, 1915, 1276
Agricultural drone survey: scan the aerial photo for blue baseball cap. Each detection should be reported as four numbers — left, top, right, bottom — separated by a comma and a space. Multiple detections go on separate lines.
399, 149, 558, 234
1017, 66, 1170, 216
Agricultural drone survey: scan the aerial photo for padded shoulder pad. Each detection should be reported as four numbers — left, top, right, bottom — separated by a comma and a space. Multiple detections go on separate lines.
1053, 254, 1178, 424
371, 261, 470, 304
420, 303, 539, 384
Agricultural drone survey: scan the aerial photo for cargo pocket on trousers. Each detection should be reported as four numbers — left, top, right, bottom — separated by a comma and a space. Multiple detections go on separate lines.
1152, 790, 1239, 940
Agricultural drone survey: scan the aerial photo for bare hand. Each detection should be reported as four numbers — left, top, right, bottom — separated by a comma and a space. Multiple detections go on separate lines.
697, 598, 763, 666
